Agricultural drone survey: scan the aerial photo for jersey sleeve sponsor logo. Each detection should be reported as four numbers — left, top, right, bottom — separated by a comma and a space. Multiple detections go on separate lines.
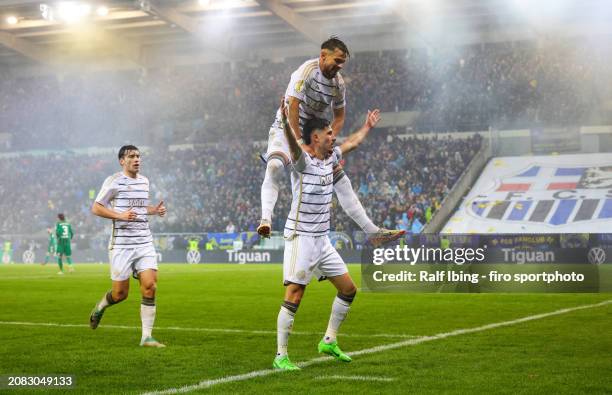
295, 80, 305, 93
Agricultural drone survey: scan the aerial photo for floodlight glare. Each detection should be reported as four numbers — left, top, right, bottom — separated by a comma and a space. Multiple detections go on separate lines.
6, 15, 18, 25
57, 2, 92, 24
218, 0, 243, 9
96, 6, 109, 17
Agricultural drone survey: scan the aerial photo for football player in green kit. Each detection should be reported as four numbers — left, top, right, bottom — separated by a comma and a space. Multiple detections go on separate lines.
55, 213, 74, 274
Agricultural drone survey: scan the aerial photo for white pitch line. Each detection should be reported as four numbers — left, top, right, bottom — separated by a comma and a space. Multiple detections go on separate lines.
314, 375, 395, 382
142, 299, 612, 395
0, 321, 416, 339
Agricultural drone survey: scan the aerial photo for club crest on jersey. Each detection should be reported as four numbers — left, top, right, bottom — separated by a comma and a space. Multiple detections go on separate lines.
467, 165, 612, 226
320, 174, 333, 185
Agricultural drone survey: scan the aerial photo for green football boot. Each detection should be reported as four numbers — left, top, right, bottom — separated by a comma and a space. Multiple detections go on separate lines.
318, 339, 352, 362
273, 355, 300, 371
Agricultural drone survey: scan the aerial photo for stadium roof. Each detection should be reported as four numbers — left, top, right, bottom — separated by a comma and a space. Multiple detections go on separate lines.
0, 0, 610, 74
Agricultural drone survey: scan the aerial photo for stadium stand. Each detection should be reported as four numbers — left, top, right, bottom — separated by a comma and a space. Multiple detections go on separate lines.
0, 40, 608, 151
0, 40, 609, 241
0, 133, 481, 237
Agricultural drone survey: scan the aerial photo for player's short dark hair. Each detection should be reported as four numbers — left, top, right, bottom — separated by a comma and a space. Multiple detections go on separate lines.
118, 145, 139, 160
321, 36, 350, 58
58, 213, 65, 221
302, 118, 330, 145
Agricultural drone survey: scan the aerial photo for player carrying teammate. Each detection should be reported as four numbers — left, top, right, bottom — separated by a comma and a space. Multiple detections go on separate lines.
42, 228, 57, 266
259, 36, 404, 247
88, 145, 167, 348
273, 101, 381, 370
55, 214, 74, 274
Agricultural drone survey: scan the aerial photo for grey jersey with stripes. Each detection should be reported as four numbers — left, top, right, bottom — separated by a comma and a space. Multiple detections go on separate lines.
272, 58, 346, 129
95, 172, 153, 249
284, 147, 342, 238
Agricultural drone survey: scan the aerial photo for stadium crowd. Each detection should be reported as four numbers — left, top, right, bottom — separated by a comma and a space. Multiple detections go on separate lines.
0, 40, 607, 152
0, 39, 606, 239
333, 133, 482, 233
0, 133, 481, 237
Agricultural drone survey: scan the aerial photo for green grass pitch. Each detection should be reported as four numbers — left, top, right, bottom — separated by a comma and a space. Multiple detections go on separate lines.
0, 263, 610, 394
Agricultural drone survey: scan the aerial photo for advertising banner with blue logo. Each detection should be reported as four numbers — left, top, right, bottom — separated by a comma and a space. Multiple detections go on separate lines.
442, 153, 612, 234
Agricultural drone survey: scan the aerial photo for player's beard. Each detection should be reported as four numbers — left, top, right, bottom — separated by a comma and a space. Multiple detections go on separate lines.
323, 69, 336, 79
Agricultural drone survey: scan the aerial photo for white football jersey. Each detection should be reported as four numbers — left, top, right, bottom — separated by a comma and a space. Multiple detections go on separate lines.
284, 147, 342, 238
272, 58, 346, 129
95, 172, 153, 250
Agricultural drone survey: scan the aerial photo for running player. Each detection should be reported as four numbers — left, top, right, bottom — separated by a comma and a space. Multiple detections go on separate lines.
273, 101, 381, 370
259, 36, 404, 247
88, 145, 167, 348
42, 228, 57, 265
55, 214, 74, 274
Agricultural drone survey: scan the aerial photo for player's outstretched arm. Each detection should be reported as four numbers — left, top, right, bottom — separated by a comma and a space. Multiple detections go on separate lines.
339, 109, 381, 156
281, 98, 303, 163
91, 202, 137, 221
147, 201, 166, 217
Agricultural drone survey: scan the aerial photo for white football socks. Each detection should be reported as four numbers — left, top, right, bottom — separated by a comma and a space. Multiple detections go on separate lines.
324, 296, 352, 344
334, 176, 379, 233
141, 299, 156, 341
96, 291, 115, 311
261, 158, 284, 222
276, 305, 295, 357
